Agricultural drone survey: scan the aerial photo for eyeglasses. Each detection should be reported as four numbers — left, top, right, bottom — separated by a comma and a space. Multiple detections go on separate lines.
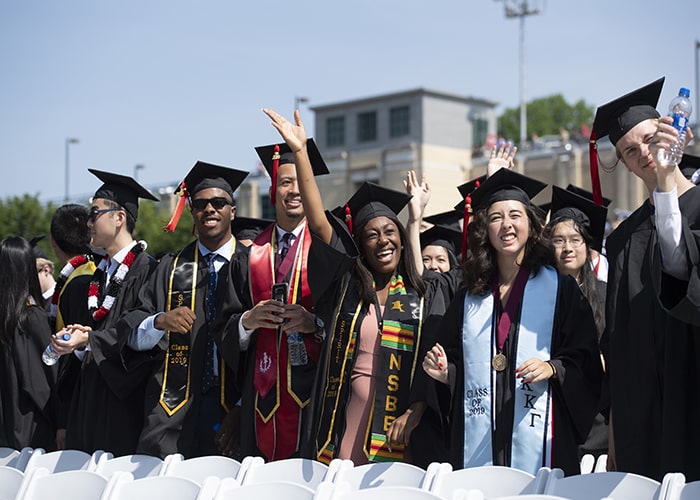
191, 197, 233, 211
551, 236, 585, 248
88, 207, 120, 222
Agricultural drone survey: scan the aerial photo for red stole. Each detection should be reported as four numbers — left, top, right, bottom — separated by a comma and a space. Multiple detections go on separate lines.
248, 222, 319, 460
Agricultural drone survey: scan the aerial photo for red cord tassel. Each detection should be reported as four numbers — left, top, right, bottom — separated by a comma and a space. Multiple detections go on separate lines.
462, 194, 471, 265
271, 144, 280, 205
344, 202, 353, 235
589, 133, 603, 207
163, 182, 189, 232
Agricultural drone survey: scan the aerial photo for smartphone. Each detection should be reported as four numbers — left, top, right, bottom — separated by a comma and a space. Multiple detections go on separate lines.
271, 282, 289, 304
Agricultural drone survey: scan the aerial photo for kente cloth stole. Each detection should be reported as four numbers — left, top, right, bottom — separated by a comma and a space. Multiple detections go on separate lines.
249, 223, 320, 460
316, 274, 424, 464
55, 261, 96, 331
461, 266, 558, 475
159, 240, 236, 416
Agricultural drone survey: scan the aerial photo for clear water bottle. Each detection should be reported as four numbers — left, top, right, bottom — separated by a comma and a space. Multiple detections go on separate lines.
658, 87, 693, 167
286, 332, 308, 366
42, 333, 70, 366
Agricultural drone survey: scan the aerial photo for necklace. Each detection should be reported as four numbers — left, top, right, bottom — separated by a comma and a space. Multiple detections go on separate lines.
50, 254, 92, 319
88, 241, 146, 322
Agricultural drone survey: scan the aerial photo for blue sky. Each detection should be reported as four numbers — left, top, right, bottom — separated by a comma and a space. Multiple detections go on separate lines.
2, 0, 699, 202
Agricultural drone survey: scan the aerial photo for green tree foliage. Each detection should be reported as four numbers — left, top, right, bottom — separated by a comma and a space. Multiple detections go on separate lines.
497, 94, 595, 142
133, 200, 195, 259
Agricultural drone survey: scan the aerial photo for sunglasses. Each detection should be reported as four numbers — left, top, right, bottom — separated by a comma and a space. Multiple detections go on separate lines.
191, 197, 233, 211
88, 207, 120, 222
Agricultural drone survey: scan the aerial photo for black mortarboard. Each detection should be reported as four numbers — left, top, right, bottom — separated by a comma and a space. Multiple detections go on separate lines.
566, 184, 612, 207
231, 216, 274, 242
468, 168, 547, 212
29, 235, 49, 259
343, 182, 412, 234
549, 185, 608, 252
679, 153, 700, 184
89, 169, 159, 220
423, 209, 463, 232
420, 224, 463, 255
457, 175, 486, 200
180, 161, 249, 199
589, 78, 664, 206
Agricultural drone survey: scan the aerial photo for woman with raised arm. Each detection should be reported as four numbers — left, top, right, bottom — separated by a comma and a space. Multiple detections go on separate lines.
262, 108, 450, 466
422, 156, 603, 476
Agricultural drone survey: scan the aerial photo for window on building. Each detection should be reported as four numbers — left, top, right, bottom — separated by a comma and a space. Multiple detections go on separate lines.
326, 116, 345, 147
357, 111, 377, 143
472, 117, 488, 151
390, 106, 410, 138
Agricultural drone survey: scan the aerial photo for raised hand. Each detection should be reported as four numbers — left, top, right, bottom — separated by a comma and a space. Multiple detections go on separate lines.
422, 342, 449, 385
262, 108, 307, 153
404, 170, 430, 221
487, 141, 518, 177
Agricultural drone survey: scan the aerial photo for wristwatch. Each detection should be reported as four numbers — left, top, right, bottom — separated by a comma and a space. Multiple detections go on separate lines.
314, 315, 325, 332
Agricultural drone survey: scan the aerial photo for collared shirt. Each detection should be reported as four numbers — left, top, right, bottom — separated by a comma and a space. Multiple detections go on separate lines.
239, 223, 305, 351
653, 186, 688, 280
129, 237, 235, 374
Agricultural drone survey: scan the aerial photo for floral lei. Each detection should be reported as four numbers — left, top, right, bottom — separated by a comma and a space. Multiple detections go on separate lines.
50, 254, 93, 319
88, 241, 146, 322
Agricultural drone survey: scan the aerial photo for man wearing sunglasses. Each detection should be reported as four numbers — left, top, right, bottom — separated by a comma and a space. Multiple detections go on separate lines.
50, 169, 159, 457
127, 161, 249, 459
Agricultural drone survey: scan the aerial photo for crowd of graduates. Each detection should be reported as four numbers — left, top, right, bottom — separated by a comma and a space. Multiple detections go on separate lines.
2, 76, 700, 484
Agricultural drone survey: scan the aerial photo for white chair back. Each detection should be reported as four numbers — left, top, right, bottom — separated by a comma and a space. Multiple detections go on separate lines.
163, 455, 243, 485
15, 468, 108, 500
0, 465, 25, 500
240, 457, 329, 490
543, 468, 662, 500
335, 461, 430, 490
95, 453, 165, 479
105, 475, 214, 500
432, 465, 548, 498
23, 448, 102, 473
332, 485, 447, 500
0, 447, 20, 467
594, 454, 608, 473
580, 454, 595, 474
213, 480, 316, 500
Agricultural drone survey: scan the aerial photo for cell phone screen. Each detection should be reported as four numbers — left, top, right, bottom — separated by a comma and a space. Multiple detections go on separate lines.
271, 283, 288, 304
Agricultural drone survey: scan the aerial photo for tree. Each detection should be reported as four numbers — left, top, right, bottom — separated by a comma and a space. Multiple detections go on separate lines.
498, 94, 595, 143
0, 194, 56, 259
133, 200, 195, 259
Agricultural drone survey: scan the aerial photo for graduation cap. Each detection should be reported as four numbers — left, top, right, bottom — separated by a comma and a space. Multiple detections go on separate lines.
420, 224, 463, 256
548, 185, 608, 252
679, 153, 700, 184
589, 78, 664, 206
231, 216, 274, 242
566, 184, 612, 207
29, 235, 49, 259
89, 169, 159, 221
468, 168, 547, 212
254, 139, 329, 205
457, 175, 486, 200
341, 182, 412, 235
163, 161, 248, 232
423, 209, 463, 232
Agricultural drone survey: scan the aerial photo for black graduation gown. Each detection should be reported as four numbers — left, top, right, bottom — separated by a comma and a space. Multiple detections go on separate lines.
65, 251, 157, 456
300, 216, 452, 466
134, 242, 244, 459
433, 273, 602, 476
0, 305, 57, 450
602, 187, 700, 481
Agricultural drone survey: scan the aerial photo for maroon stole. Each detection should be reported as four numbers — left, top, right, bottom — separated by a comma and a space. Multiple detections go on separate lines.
248, 222, 319, 460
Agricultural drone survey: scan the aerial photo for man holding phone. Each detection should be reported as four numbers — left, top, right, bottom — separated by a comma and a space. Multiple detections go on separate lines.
222, 140, 328, 461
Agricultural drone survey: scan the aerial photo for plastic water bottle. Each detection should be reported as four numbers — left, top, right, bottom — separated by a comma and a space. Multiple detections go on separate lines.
658, 88, 693, 167
42, 333, 70, 366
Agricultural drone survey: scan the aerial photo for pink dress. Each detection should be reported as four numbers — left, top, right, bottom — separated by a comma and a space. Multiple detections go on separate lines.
338, 305, 383, 464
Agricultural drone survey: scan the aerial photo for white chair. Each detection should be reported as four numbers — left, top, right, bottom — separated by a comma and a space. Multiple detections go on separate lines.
95, 453, 166, 479
594, 454, 608, 472
0, 465, 25, 500
543, 468, 662, 500
240, 457, 330, 490
15, 468, 110, 500
23, 448, 102, 473
431, 465, 549, 498
213, 478, 316, 500
162, 454, 244, 485
334, 461, 431, 490
105, 474, 219, 500
580, 453, 595, 474
0, 447, 35, 471
494, 496, 571, 500
328, 484, 447, 500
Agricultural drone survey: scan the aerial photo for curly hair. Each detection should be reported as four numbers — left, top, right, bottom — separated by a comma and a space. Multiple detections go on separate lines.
352, 215, 426, 304
50, 204, 92, 256
542, 217, 605, 335
462, 201, 553, 296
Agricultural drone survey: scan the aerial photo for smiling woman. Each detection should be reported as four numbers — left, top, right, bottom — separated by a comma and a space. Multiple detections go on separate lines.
261, 108, 453, 468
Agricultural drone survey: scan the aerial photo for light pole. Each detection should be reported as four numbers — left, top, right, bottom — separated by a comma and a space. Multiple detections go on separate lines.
695, 40, 699, 130
498, 0, 543, 148
294, 96, 309, 111
64, 137, 79, 202
133, 164, 145, 181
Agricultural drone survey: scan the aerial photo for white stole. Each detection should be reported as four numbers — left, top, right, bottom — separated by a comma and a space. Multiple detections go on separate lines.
461, 266, 558, 474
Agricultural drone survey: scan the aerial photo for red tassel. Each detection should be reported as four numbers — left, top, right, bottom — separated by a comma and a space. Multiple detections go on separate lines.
163, 182, 189, 232
344, 202, 353, 235
589, 133, 604, 207
271, 144, 280, 205
462, 194, 471, 265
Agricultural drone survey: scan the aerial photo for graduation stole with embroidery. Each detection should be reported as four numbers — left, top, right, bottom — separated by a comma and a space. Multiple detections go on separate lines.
50, 255, 96, 331
316, 274, 423, 464
159, 240, 236, 416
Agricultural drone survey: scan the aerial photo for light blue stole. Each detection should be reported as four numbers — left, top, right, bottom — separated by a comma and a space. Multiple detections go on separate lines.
461, 266, 558, 474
